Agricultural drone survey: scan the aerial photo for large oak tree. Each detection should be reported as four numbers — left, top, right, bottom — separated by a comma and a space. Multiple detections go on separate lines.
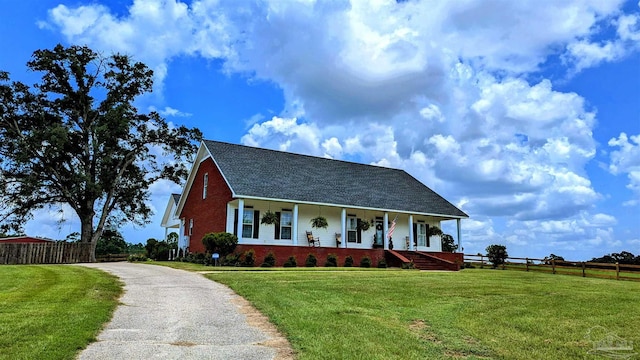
0, 44, 202, 260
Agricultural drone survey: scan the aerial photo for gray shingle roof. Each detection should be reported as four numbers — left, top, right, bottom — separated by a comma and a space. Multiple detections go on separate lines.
203, 140, 468, 218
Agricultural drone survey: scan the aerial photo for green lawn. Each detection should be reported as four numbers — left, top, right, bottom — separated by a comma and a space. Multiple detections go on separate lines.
158, 263, 639, 360
0, 265, 122, 360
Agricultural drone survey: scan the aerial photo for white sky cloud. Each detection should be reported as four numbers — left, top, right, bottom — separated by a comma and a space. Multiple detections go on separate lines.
38, 0, 640, 257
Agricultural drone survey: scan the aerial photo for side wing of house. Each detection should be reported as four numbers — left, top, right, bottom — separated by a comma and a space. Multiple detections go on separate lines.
176, 147, 233, 253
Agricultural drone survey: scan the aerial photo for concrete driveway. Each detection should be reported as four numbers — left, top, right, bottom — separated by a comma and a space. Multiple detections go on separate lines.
77, 262, 293, 359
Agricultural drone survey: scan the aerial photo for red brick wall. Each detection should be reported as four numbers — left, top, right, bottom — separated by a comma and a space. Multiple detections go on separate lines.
422, 251, 463, 264
179, 158, 233, 253
235, 244, 386, 267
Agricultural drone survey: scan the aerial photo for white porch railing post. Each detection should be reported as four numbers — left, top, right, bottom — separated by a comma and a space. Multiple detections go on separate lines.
456, 218, 462, 252
341, 208, 347, 248
383, 212, 389, 250
408, 215, 414, 251
237, 199, 245, 239
292, 204, 299, 245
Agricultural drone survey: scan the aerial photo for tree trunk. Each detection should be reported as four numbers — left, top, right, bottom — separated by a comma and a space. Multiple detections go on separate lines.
79, 213, 96, 262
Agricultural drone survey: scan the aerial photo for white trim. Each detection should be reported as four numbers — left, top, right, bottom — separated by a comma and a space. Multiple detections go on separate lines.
236, 194, 468, 220
292, 204, 299, 245
408, 215, 414, 251
237, 199, 245, 239
341, 208, 347, 249
383, 212, 389, 250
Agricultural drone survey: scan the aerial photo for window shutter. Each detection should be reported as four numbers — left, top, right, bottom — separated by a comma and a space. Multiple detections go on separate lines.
413, 223, 417, 245
274, 212, 281, 239
233, 209, 238, 237
426, 224, 430, 247
357, 218, 362, 243
253, 211, 260, 239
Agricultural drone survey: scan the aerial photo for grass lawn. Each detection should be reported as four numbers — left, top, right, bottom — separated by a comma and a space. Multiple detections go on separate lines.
0, 265, 122, 360
157, 263, 639, 359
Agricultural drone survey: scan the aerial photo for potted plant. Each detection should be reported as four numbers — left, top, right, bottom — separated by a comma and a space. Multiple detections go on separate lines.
261, 210, 279, 225
310, 216, 328, 229
357, 219, 371, 231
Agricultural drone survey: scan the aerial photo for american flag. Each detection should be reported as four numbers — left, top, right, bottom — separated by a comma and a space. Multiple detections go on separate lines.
387, 215, 397, 240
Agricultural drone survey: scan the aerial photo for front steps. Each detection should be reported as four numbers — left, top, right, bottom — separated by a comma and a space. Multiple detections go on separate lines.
389, 250, 460, 271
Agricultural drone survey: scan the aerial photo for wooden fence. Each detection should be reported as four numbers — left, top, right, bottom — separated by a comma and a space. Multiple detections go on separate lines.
0, 242, 93, 265
464, 254, 640, 281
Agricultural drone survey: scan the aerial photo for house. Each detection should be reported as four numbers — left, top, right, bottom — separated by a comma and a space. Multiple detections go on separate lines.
164, 140, 468, 269
160, 193, 188, 250
0, 236, 54, 244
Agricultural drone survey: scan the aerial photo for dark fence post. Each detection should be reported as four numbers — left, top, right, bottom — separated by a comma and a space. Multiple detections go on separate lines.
616, 262, 620, 280
582, 261, 586, 277
552, 259, 556, 274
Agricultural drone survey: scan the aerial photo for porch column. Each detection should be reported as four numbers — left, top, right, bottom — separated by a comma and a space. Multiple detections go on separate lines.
237, 199, 245, 239
456, 218, 462, 252
383, 212, 389, 250
341, 208, 347, 248
408, 215, 414, 251
179, 219, 185, 250
292, 204, 299, 245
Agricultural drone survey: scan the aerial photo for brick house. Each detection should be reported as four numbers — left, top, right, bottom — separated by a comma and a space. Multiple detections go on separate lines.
163, 140, 468, 269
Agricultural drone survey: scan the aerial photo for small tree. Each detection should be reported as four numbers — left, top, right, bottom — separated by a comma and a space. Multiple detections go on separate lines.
95, 229, 127, 256
202, 232, 238, 256
486, 244, 508, 268
441, 233, 458, 252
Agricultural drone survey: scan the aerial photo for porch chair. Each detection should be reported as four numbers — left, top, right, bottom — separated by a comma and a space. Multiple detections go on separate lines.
306, 231, 320, 247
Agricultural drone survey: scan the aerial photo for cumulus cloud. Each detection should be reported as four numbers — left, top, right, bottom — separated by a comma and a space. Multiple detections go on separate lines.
148, 106, 192, 117
40, 0, 640, 255
608, 132, 640, 205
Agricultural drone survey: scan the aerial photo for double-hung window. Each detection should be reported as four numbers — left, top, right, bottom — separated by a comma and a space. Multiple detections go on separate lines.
347, 216, 357, 243
416, 222, 427, 247
242, 210, 254, 238
279, 210, 292, 240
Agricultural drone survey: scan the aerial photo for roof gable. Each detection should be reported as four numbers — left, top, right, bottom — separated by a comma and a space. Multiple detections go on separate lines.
202, 140, 467, 218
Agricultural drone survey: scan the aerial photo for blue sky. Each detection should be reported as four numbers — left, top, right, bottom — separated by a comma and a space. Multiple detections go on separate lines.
1, 0, 638, 260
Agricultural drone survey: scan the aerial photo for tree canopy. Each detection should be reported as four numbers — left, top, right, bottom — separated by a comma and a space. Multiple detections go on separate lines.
0, 44, 201, 260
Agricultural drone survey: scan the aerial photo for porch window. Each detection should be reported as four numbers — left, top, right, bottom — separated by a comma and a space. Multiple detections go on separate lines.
279, 210, 292, 240
242, 210, 254, 238
347, 216, 358, 243
189, 219, 193, 236
416, 222, 427, 247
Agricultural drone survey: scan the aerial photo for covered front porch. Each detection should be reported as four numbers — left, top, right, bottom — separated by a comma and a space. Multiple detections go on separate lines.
226, 198, 464, 252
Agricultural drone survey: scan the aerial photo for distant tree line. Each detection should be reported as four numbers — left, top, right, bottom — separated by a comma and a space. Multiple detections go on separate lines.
589, 251, 640, 265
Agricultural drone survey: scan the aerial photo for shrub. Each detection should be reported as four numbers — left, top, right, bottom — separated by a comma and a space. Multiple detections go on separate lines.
486, 244, 508, 268
401, 260, 415, 269
344, 255, 354, 267
360, 256, 371, 268
261, 252, 277, 268
202, 232, 238, 256
222, 253, 241, 266
305, 253, 317, 267
377, 258, 387, 268
242, 249, 255, 267
128, 254, 148, 262
325, 253, 338, 267
283, 256, 297, 268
